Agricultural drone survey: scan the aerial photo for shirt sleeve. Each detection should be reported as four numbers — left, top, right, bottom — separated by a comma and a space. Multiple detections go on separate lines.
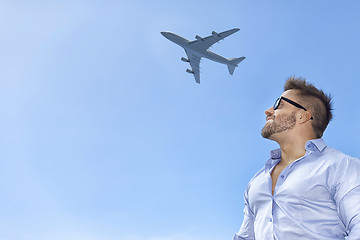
334, 157, 360, 240
233, 189, 255, 240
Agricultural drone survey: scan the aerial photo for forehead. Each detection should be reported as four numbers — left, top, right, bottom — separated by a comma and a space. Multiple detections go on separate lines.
281, 89, 301, 100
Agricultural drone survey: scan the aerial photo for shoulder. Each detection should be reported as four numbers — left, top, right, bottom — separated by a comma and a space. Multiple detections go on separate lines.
327, 149, 360, 201
316, 146, 360, 179
321, 146, 358, 165
244, 166, 266, 195
309, 138, 357, 165
248, 166, 266, 184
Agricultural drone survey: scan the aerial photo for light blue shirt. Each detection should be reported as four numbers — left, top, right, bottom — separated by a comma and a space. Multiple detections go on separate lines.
234, 139, 360, 240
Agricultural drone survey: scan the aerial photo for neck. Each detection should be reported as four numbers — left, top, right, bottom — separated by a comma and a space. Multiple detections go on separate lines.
278, 138, 307, 165
274, 131, 315, 165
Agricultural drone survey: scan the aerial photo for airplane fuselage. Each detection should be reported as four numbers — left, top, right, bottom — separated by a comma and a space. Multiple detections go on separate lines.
161, 32, 230, 65
161, 29, 245, 83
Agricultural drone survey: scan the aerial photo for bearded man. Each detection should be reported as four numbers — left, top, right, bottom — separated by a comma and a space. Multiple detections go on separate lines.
233, 77, 360, 239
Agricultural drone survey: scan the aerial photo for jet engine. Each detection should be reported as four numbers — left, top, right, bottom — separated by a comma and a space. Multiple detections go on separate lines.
212, 31, 221, 37
181, 57, 189, 62
195, 35, 204, 41
186, 69, 194, 74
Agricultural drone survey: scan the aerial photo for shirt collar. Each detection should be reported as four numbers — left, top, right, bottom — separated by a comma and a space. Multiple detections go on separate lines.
265, 148, 281, 172
264, 138, 327, 172
305, 138, 327, 152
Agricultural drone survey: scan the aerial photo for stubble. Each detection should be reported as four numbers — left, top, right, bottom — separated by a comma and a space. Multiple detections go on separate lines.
261, 112, 297, 139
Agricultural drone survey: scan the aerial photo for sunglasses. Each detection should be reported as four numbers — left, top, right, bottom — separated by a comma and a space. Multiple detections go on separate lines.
273, 97, 313, 120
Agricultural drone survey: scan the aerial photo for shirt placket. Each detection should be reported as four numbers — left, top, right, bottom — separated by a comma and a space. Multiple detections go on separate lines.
269, 150, 313, 240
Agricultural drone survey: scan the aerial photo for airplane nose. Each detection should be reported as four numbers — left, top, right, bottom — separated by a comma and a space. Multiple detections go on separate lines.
161, 32, 168, 37
161, 31, 181, 44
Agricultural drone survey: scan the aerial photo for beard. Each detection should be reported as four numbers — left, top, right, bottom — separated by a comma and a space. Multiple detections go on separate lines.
261, 112, 296, 139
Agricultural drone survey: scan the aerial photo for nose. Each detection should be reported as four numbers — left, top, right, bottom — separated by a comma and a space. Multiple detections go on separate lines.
265, 106, 275, 116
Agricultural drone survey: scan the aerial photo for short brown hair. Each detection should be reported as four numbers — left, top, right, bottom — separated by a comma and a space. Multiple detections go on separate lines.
284, 76, 333, 138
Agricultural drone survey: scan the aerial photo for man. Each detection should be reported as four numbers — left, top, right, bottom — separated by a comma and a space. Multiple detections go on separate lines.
233, 77, 360, 239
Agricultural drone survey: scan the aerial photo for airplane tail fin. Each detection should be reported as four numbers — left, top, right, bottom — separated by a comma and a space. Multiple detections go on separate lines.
227, 57, 246, 75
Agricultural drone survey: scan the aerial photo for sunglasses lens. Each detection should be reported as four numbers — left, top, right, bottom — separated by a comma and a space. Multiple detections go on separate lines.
274, 98, 281, 110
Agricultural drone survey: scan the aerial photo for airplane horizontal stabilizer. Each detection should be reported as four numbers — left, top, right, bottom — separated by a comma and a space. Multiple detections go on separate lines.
227, 57, 246, 75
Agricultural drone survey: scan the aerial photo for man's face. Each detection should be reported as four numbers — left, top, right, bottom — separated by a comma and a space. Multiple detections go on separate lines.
261, 110, 296, 139
261, 90, 299, 139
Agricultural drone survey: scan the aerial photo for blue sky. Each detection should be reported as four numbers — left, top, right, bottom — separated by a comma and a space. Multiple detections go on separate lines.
1, 1, 359, 240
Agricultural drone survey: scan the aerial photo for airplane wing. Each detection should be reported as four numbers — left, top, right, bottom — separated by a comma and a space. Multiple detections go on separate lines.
188, 28, 240, 51
185, 49, 201, 83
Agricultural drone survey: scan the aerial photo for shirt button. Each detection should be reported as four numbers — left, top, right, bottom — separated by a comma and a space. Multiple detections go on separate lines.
281, 175, 285, 179
270, 218, 273, 222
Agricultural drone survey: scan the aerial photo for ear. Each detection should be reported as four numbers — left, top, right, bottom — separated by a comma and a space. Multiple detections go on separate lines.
298, 111, 312, 124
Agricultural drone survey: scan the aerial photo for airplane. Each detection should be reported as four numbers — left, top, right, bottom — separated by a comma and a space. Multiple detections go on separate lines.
161, 28, 245, 84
